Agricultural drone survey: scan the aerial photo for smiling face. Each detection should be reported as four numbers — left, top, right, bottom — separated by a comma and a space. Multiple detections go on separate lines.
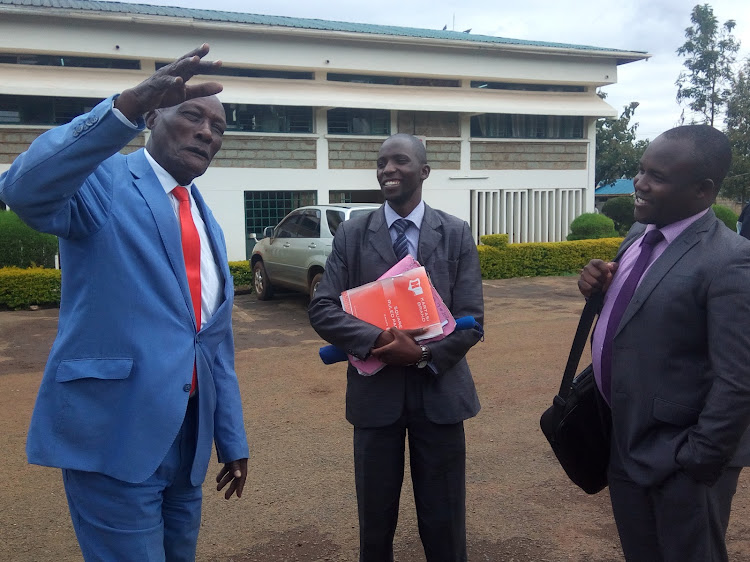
145, 95, 226, 186
376, 135, 430, 217
632, 134, 714, 228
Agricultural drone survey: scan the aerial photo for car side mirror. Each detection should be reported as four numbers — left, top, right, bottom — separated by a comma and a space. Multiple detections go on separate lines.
263, 226, 275, 239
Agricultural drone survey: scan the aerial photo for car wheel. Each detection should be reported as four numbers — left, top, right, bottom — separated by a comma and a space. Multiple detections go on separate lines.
309, 272, 323, 300
253, 261, 274, 300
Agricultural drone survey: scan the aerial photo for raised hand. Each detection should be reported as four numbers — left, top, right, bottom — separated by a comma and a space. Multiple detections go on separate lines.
114, 43, 223, 122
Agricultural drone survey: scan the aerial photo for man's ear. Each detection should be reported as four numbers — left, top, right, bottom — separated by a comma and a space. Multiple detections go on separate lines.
145, 110, 158, 130
696, 178, 717, 202
421, 164, 431, 181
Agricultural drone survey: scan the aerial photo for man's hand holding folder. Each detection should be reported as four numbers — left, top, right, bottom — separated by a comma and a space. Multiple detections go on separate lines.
337, 256, 458, 376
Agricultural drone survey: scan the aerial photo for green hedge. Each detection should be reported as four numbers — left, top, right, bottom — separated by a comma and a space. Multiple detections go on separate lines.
712, 204, 738, 231
0, 267, 61, 309
478, 237, 623, 279
566, 213, 618, 241
1, 263, 255, 310
228, 261, 253, 287
0, 211, 58, 268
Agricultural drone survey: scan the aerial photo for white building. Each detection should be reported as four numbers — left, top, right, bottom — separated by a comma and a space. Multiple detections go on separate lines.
0, 0, 649, 261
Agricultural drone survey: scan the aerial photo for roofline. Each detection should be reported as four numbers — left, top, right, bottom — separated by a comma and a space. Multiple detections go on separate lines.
0, 2, 651, 65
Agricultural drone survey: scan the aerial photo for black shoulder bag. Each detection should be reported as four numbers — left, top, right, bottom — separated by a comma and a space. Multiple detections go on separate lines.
539, 294, 611, 494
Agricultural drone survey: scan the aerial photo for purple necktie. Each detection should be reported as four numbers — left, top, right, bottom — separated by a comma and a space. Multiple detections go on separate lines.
600, 229, 664, 403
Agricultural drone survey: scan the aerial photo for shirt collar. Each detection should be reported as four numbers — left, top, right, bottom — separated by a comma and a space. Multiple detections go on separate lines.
384, 200, 425, 230
144, 149, 183, 195
642, 207, 710, 244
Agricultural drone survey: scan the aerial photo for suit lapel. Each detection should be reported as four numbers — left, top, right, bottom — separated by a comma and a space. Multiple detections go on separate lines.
615, 211, 715, 336
418, 204, 442, 267
367, 207, 397, 265
127, 150, 195, 326
190, 185, 234, 333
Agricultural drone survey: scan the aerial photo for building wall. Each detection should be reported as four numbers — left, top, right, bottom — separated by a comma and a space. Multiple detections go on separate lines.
0, 5, 638, 260
470, 141, 587, 170
213, 135, 317, 169
328, 139, 382, 169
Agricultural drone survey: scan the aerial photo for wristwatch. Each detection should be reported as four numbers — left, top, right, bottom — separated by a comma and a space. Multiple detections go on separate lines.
415, 345, 430, 369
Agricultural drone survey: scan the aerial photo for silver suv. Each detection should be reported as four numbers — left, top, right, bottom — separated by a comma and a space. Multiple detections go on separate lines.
250, 204, 380, 300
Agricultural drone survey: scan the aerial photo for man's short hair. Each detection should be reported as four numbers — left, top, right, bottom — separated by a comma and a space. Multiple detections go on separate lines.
386, 133, 428, 165
661, 125, 732, 188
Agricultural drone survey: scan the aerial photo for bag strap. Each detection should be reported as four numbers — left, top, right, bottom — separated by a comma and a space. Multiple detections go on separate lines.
557, 293, 603, 399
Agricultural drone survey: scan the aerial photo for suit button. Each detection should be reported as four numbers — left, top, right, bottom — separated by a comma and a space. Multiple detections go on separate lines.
183, 384, 192, 392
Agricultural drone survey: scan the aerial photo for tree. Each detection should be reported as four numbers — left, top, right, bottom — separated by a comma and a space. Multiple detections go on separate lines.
676, 4, 740, 126
595, 92, 649, 187
721, 59, 750, 203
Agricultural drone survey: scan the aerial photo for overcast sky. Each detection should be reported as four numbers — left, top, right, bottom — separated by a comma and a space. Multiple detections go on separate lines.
117, 0, 750, 141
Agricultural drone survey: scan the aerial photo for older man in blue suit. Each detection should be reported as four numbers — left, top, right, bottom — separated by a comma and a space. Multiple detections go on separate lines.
0, 45, 249, 561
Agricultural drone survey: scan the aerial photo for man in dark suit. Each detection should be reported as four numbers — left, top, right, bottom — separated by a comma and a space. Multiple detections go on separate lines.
579, 125, 750, 562
309, 133, 484, 562
0, 45, 248, 560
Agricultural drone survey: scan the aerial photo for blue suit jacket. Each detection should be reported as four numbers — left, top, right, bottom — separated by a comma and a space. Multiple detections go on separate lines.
0, 97, 248, 485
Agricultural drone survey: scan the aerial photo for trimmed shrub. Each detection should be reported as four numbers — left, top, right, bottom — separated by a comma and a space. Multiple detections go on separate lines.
0, 211, 58, 268
602, 196, 635, 235
228, 261, 253, 289
712, 204, 738, 231
567, 213, 618, 241
0, 267, 61, 309
478, 238, 622, 279
479, 234, 509, 250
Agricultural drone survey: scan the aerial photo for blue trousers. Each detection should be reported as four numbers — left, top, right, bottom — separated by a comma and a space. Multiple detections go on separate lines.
62, 399, 201, 562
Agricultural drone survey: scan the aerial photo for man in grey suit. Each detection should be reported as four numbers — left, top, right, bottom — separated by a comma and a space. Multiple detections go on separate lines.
309, 134, 484, 562
579, 125, 750, 562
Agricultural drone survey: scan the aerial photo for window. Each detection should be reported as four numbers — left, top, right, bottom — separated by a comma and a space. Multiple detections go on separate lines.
471, 81, 584, 92
326, 210, 345, 236
244, 190, 317, 257
274, 209, 321, 238
0, 54, 140, 70
471, 114, 584, 139
328, 108, 390, 135
224, 104, 313, 133
156, 63, 311, 80
0, 95, 102, 125
328, 73, 459, 88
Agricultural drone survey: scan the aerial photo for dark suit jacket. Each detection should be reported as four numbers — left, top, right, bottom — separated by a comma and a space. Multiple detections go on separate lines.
308, 204, 484, 428
606, 210, 750, 487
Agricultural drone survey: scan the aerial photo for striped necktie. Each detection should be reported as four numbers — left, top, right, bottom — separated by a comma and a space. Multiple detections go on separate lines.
392, 218, 411, 260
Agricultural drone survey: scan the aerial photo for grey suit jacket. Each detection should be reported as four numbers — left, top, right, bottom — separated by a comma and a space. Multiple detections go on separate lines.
606, 209, 750, 487
308, 204, 484, 428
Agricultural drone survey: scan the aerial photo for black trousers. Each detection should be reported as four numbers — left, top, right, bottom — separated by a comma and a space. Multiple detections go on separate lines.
353, 373, 467, 562
609, 466, 741, 562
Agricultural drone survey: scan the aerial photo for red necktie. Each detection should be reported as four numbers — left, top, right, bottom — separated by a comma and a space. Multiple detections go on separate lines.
172, 186, 200, 395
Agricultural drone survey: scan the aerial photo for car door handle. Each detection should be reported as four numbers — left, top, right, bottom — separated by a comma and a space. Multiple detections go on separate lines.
308, 242, 317, 249
283, 242, 291, 248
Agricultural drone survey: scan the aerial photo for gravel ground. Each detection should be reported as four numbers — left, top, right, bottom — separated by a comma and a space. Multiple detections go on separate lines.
1, 276, 748, 561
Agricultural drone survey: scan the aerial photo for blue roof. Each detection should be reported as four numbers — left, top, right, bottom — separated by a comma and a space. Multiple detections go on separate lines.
596, 179, 634, 195
0, 0, 647, 61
